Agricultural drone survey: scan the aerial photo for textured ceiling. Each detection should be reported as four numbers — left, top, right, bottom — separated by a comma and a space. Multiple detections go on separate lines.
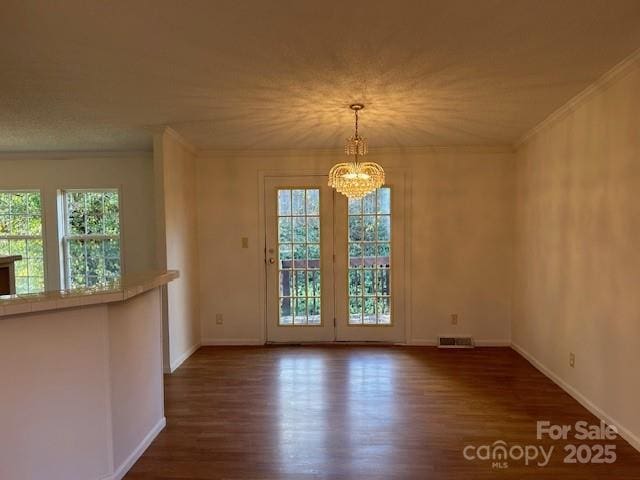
1, 0, 640, 152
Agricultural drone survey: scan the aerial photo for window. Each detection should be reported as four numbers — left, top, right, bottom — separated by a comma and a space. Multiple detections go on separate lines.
0, 191, 45, 293
277, 188, 321, 325
348, 187, 391, 325
61, 190, 121, 289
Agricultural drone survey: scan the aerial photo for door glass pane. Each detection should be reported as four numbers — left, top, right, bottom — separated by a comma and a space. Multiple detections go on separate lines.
347, 188, 391, 325
277, 188, 321, 326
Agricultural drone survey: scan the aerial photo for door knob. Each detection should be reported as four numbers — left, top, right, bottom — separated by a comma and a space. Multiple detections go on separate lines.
268, 258, 276, 264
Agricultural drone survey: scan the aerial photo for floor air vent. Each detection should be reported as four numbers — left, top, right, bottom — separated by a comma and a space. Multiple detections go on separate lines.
438, 336, 475, 348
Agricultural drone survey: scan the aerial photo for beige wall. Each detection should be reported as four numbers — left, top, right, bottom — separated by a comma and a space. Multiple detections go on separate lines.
195, 147, 515, 345
154, 129, 201, 371
513, 60, 640, 448
108, 290, 165, 470
0, 154, 156, 290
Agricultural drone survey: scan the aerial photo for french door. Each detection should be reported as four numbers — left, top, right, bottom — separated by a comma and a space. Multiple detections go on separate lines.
265, 174, 405, 343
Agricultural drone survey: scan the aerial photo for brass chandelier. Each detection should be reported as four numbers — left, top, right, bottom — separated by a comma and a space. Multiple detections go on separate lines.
329, 104, 385, 198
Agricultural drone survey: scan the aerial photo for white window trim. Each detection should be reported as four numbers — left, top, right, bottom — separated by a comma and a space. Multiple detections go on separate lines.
59, 188, 123, 289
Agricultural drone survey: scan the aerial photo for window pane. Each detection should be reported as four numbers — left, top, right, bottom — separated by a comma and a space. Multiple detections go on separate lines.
349, 297, 363, 324
280, 298, 293, 325
15, 260, 28, 277
105, 258, 120, 280
11, 193, 27, 214
11, 215, 28, 235
377, 216, 391, 241
85, 192, 104, 234
294, 270, 306, 297
306, 190, 319, 215
276, 188, 321, 326
293, 297, 307, 324
0, 193, 10, 213
363, 270, 375, 295
377, 188, 391, 214
307, 216, 320, 242
364, 297, 377, 324
307, 244, 320, 269
363, 242, 376, 267
278, 190, 291, 216
348, 197, 361, 215
377, 297, 391, 324
291, 190, 305, 215
27, 192, 41, 214
0, 215, 9, 235
348, 216, 363, 241
68, 192, 86, 234
293, 244, 306, 269
15, 277, 29, 293
363, 192, 376, 214
27, 215, 41, 236
307, 297, 321, 324
279, 244, 292, 269
306, 270, 320, 297
278, 217, 292, 243
349, 269, 363, 296
279, 270, 293, 297
347, 188, 392, 325
349, 243, 363, 267
376, 268, 391, 295
292, 217, 306, 243
104, 238, 120, 258
104, 192, 120, 235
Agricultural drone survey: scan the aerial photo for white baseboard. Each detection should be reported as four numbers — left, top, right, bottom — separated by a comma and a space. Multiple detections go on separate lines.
511, 342, 640, 453
201, 338, 265, 346
474, 339, 511, 347
407, 339, 511, 347
105, 416, 166, 480
169, 342, 200, 373
406, 339, 437, 346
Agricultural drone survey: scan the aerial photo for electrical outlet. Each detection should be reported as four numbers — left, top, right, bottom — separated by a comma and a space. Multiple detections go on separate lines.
241, 237, 249, 249
451, 313, 458, 325
216, 313, 224, 325
569, 352, 575, 368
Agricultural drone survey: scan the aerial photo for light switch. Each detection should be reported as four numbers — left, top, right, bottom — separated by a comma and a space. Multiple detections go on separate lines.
241, 237, 249, 248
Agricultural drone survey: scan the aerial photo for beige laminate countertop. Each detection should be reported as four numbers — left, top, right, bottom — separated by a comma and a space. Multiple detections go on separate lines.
0, 270, 179, 317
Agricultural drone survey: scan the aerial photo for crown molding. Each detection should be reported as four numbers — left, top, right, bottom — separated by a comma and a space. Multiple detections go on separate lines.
159, 126, 199, 155
197, 144, 514, 159
0, 150, 152, 161
516, 47, 640, 149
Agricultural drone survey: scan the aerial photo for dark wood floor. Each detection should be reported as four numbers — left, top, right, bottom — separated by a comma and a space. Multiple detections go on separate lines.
125, 346, 640, 479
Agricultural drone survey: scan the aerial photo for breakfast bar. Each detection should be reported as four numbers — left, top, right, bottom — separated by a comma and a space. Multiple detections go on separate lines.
0, 270, 178, 480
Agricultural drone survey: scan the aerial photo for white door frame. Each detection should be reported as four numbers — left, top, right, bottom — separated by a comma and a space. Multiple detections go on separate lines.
333, 171, 407, 343
264, 175, 336, 343
257, 168, 411, 344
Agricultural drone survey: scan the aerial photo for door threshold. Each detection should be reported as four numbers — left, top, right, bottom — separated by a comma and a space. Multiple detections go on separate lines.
265, 340, 399, 346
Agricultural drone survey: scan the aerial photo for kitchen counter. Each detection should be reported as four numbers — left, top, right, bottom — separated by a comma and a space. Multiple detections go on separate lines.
0, 269, 179, 480
0, 270, 178, 317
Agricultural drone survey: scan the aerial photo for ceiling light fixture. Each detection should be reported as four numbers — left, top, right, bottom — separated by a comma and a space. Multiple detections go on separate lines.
328, 104, 385, 198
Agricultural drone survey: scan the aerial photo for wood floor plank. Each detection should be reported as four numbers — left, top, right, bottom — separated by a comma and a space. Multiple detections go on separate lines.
124, 346, 640, 479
